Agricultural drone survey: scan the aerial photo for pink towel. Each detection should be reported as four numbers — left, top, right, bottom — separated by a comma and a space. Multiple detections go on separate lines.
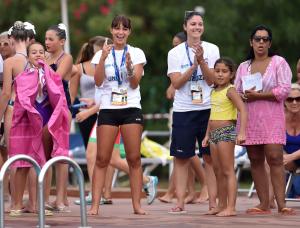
9, 61, 69, 167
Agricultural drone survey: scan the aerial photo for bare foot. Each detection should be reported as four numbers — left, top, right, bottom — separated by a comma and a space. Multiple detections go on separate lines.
22, 206, 37, 214
64, 199, 69, 207
158, 194, 173, 203
193, 194, 209, 204
87, 209, 99, 216
204, 207, 222, 215
270, 201, 276, 209
251, 204, 270, 211
216, 209, 237, 217
184, 194, 197, 204
197, 186, 209, 203
134, 208, 147, 215
279, 207, 296, 215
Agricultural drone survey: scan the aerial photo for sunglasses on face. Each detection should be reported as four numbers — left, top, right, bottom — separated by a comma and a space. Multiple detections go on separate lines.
286, 96, 300, 103
253, 36, 270, 43
0, 42, 9, 47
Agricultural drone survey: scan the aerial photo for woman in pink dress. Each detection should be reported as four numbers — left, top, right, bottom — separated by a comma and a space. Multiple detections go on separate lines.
235, 25, 294, 215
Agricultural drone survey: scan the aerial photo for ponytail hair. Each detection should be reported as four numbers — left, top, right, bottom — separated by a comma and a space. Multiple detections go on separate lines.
75, 36, 111, 64
47, 23, 67, 40
8, 21, 27, 41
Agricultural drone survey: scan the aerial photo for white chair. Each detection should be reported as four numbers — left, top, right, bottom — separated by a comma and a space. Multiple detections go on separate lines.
234, 145, 251, 193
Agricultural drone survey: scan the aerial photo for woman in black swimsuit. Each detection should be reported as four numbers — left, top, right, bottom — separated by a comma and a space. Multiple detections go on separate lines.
44, 23, 73, 212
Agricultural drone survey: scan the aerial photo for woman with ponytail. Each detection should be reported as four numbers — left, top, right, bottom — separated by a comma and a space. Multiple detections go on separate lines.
70, 36, 110, 147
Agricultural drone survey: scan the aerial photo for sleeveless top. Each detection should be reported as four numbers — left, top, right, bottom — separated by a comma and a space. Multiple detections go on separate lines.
79, 63, 95, 99
49, 53, 72, 109
284, 132, 300, 153
210, 84, 237, 120
285, 132, 300, 166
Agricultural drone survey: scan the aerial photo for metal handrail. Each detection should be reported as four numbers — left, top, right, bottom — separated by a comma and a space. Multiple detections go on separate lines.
141, 130, 170, 139
38, 156, 90, 228
0, 155, 41, 228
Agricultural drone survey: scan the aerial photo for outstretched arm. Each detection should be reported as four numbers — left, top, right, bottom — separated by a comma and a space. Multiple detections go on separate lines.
227, 87, 247, 145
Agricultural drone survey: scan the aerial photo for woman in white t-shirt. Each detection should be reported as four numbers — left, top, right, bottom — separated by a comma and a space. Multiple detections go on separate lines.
88, 15, 147, 215
167, 11, 220, 214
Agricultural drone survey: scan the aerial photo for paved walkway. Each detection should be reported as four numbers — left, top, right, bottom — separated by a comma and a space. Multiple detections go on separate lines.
3, 195, 300, 228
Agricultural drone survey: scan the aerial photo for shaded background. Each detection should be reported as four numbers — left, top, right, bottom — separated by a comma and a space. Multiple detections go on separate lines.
1, 0, 299, 118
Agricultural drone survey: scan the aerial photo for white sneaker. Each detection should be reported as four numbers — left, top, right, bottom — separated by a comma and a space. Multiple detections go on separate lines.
144, 176, 158, 205
74, 192, 92, 205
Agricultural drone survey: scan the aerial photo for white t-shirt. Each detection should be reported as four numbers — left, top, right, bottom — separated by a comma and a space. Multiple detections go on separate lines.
167, 41, 220, 112
91, 44, 146, 109
0, 54, 3, 89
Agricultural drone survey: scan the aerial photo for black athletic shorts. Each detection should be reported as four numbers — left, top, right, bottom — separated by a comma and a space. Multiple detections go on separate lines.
97, 108, 144, 126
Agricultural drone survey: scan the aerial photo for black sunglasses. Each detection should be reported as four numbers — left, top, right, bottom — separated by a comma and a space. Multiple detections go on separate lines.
253, 36, 270, 43
0, 42, 9, 47
286, 96, 300, 103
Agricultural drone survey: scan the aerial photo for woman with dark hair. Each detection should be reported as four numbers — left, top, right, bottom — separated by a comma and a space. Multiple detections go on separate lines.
167, 11, 220, 214
44, 23, 73, 212
166, 32, 187, 100
160, 31, 209, 205
235, 25, 294, 215
88, 15, 148, 215
0, 21, 36, 215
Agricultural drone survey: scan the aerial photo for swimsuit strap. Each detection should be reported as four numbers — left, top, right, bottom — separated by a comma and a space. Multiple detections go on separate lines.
23, 61, 30, 70
55, 51, 65, 65
81, 63, 86, 74
49, 51, 65, 70
15, 52, 28, 70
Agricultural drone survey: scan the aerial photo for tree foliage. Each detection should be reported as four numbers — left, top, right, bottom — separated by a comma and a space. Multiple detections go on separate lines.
1, 0, 299, 114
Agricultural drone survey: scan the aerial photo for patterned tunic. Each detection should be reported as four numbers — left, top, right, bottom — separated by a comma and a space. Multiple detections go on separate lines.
235, 55, 291, 145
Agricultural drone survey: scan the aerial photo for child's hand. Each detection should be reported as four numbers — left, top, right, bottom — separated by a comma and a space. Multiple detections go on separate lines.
75, 110, 89, 122
236, 133, 246, 145
202, 136, 209, 147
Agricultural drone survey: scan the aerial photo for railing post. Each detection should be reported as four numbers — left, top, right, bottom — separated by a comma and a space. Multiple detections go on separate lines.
38, 156, 90, 228
0, 155, 41, 228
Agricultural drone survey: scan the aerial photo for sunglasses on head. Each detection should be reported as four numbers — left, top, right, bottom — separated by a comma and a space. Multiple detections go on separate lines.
253, 36, 270, 43
184, 10, 202, 19
286, 96, 300, 103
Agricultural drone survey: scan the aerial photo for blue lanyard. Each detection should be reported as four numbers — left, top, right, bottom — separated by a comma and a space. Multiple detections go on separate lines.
185, 42, 198, 81
112, 45, 128, 86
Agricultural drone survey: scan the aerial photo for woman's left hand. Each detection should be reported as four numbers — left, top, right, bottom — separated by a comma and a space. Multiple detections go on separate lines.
236, 133, 246, 145
193, 43, 205, 64
244, 88, 261, 102
126, 52, 134, 77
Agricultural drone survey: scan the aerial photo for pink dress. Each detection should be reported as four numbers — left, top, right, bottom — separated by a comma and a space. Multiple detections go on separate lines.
235, 55, 291, 145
